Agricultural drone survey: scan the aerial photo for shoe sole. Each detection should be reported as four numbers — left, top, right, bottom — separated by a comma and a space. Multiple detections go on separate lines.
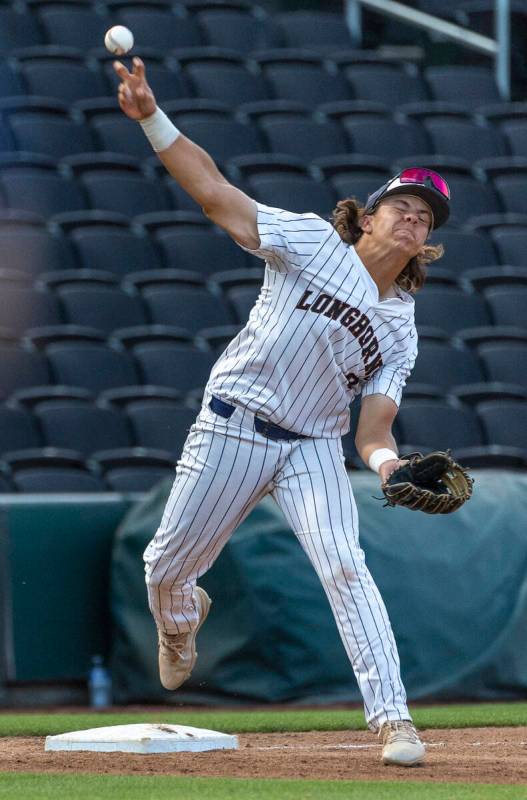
159, 587, 211, 691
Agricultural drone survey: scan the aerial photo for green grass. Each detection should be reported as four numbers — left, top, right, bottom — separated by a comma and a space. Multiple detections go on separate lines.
0, 703, 526, 738
0, 775, 526, 800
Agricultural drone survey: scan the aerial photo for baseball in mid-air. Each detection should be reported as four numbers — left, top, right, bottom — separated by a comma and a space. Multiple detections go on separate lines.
104, 25, 134, 55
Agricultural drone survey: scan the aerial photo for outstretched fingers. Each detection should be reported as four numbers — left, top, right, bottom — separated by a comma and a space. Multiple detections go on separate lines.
113, 60, 131, 80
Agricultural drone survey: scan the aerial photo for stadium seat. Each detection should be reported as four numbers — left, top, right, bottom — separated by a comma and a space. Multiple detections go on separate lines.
5, 450, 107, 492
197, 8, 280, 53
46, 341, 140, 392
342, 117, 430, 161
90, 114, 157, 160
116, 9, 203, 50
407, 340, 485, 391
143, 285, 233, 332
491, 229, 527, 265
133, 342, 216, 392
169, 108, 264, 163
37, 6, 110, 50
492, 176, 527, 215
93, 448, 176, 492
80, 170, 172, 217
0, 61, 26, 97
428, 227, 497, 272
0, 344, 51, 396
0, 287, 62, 336
102, 55, 192, 104
476, 400, 527, 450
444, 176, 501, 225
225, 284, 260, 323
126, 400, 197, 457
499, 121, 527, 159
274, 11, 354, 52
0, 165, 87, 217
424, 66, 502, 109
0, 9, 44, 53
0, 220, 77, 276
344, 63, 428, 106
179, 52, 269, 105
478, 342, 527, 388
35, 399, 132, 455
396, 398, 483, 450
8, 111, 97, 159
424, 119, 508, 161
259, 117, 347, 161
16, 51, 110, 104
154, 226, 252, 274
0, 405, 42, 454
246, 174, 336, 218
483, 286, 527, 327
256, 52, 352, 106
58, 285, 147, 334
414, 287, 491, 335
68, 223, 163, 277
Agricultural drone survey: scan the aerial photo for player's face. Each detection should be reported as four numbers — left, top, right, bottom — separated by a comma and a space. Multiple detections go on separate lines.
366, 194, 432, 256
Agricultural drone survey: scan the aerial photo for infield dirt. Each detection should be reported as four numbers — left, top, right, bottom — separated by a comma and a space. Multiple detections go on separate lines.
1, 727, 526, 784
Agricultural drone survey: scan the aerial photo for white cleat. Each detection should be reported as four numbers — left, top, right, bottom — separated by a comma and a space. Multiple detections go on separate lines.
157, 587, 212, 691
380, 720, 426, 767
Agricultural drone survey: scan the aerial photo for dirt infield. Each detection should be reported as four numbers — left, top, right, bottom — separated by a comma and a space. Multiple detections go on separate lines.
0, 727, 526, 784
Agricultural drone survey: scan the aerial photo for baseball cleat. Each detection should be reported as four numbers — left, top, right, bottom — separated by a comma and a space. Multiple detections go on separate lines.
379, 720, 425, 766
157, 586, 212, 691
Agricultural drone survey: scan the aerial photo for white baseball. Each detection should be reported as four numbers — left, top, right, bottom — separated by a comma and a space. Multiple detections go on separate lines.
104, 25, 134, 55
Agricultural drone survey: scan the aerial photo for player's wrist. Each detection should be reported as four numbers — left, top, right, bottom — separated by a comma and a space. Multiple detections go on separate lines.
368, 448, 398, 475
139, 106, 180, 152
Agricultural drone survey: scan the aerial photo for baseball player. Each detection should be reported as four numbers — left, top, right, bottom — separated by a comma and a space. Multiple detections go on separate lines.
115, 57, 450, 767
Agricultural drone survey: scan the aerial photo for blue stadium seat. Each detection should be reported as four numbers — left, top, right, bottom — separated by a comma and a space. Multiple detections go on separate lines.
443, 175, 501, 225
35, 399, 132, 455
344, 63, 428, 106
408, 340, 484, 391
478, 342, 527, 388
414, 287, 491, 336
259, 117, 347, 161
58, 285, 147, 334
179, 52, 269, 105
116, 8, 203, 50
169, 108, 264, 163
476, 399, 527, 450
69, 223, 163, 277
8, 111, 97, 159
483, 286, 527, 327
491, 229, 527, 265
424, 119, 508, 161
16, 51, 110, 104
0, 9, 44, 53
0, 220, 77, 276
492, 176, 527, 215
5, 450, 107, 492
0, 344, 51, 396
154, 226, 248, 273
197, 8, 279, 53
424, 66, 501, 109
396, 398, 483, 450
246, 173, 336, 218
428, 227, 497, 272
93, 449, 176, 491
0, 62, 26, 97
37, 6, 110, 50
0, 405, 42, 454
143, 285, 233, 332
133, 342, 216, 392
80, 170, 172, 217
225, 284, 260, 323
89, 114, 156, 160
46, 341, 140, 392
275, 11, 353, 52
256, 52, 352, 106
126, 399, 197, 457
342, 117, 430, 161
0, 287, 62, 336
0, 165, 87, 217
500, 121, 527, 159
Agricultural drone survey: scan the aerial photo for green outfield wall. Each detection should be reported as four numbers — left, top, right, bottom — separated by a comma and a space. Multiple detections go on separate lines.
1, 470, 527, 705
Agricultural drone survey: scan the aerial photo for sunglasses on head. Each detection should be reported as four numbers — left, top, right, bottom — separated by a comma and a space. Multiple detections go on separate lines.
397, 168, 450, 200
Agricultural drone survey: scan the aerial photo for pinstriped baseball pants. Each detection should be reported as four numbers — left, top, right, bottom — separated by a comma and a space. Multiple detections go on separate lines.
144, 402, 410, 731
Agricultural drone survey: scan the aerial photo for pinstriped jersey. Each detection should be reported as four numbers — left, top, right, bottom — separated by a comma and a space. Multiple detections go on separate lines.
205, 203, 418, 438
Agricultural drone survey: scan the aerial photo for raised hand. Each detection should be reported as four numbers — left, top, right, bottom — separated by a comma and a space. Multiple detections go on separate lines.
114, 57, 156, 120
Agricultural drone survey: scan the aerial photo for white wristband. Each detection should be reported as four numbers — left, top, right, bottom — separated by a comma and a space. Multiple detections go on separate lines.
368, 448, 398, 474
139, 106, 180, 152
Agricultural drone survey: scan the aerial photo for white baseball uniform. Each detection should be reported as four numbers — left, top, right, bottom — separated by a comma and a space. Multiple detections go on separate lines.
144, 202, 418, 731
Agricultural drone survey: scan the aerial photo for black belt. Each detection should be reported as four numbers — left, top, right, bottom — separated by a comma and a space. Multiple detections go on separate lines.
209, 396, 307, 442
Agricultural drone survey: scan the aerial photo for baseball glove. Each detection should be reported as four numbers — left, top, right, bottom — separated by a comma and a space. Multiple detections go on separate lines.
381, 450, 473, 514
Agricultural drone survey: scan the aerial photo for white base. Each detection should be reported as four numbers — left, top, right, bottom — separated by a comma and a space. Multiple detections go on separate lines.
45, 723, 239, 754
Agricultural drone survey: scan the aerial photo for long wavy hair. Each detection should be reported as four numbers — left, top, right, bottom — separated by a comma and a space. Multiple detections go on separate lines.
330, 197, 444, 294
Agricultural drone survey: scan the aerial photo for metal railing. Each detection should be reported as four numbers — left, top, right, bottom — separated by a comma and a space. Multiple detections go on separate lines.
345, 0, 511, 100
